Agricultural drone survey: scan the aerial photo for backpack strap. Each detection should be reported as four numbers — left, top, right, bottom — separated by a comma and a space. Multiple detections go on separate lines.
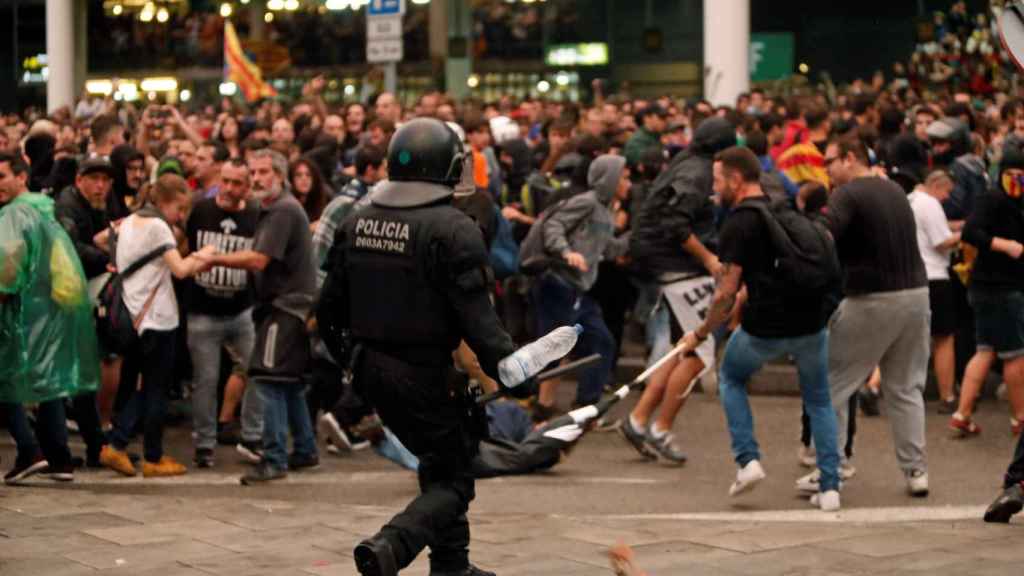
119, 244, 176, 278
732, 201, 793, 255
111, 217, 178, 279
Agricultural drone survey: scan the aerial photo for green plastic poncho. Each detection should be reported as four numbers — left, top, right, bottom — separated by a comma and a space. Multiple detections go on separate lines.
0, 192, 100, 403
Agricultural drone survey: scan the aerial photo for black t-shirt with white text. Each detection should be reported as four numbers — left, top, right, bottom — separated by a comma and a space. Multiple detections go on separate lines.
718, 196, 828, 338
186, 197, 259, 317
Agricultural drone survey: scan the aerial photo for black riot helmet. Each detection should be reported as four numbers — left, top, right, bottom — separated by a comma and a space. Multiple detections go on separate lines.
387, 118, 466, 186
373, 118, 469, 208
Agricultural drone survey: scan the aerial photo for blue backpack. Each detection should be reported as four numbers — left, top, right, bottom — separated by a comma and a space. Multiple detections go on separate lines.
489, 205, 519, 280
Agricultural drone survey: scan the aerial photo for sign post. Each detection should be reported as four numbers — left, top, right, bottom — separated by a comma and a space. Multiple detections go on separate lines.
367, 0, 405, 93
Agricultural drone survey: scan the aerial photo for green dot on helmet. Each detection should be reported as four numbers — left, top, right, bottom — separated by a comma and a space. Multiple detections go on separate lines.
399, 150, 411, 165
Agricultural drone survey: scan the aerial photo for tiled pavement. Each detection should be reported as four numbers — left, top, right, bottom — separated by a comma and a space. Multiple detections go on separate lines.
1, 486, 1021, 575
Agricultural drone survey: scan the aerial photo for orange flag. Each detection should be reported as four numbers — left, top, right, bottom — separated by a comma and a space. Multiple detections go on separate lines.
223, 20, 276, 101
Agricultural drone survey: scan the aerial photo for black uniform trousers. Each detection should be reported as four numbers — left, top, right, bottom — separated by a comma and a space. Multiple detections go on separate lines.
360, 348, 477, 573
1006, 429, 1024, 489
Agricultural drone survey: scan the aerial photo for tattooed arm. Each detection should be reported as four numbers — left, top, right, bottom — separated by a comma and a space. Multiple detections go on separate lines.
682, 262, 743, 349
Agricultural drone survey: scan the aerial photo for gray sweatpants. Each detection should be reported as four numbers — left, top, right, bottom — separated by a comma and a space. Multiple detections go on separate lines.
828, 288, 930, 475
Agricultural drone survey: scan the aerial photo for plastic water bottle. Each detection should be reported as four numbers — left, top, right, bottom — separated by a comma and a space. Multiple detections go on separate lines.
498, 324, 583, 388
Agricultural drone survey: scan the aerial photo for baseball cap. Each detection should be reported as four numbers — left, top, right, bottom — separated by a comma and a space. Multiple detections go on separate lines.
77, 154, 116, 178
157, 156, 184, 178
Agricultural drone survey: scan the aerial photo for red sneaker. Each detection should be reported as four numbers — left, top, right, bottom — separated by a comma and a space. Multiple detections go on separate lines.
949, 414, 981, 438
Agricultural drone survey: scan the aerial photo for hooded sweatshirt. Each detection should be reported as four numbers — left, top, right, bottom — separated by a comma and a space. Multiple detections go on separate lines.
108, 144, 144, 220
630, 117, 736, 278
963, 152, 1024, 291
542, 154, 630, 291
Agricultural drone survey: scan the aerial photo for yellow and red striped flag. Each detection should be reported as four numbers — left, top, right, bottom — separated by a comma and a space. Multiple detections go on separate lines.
223, 20, 276, 101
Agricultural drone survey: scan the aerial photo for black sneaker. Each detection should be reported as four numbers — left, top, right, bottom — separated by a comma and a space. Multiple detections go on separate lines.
236, 440, 263, 464
240, 461, 287, 485
430, 565, 496, 576
4, 455, 49, 485
859, 388, 881, 417
617, 418, 656, 460
354, 535, 399, 576
984, 483, 1024, 523
938, 398, 957, 415
288, 452, 320, 471
217, 422, 241, 446
38, 463, 75, 482
645, 432, 688, 464
194, 448, 215, 469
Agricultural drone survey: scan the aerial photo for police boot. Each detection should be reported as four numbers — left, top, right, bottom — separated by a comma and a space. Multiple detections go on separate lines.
354, 535, 398, 576
430, 564, 496, 576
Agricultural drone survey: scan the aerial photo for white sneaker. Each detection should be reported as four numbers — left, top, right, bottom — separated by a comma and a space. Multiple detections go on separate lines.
318, 413, 352, 453
795, 464, 856, 493
798, 445, 817, 468
810, 490, 841, 512
907, 469, 929, 497
729, 460, 766, 497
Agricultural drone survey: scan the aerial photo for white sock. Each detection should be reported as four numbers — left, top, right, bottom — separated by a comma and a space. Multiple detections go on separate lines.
649, 425, 668, 440
629, 414, 645, 432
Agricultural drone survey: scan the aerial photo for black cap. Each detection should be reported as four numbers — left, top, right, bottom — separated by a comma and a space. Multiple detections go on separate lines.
641, 104, 668, 118
1001, 147, 1024, 173
77, 153, 116, 178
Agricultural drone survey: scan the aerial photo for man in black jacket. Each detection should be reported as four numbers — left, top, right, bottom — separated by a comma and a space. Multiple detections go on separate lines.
619, 117, 735, 464
53, 155, 117, 467
55, 155, 117, 280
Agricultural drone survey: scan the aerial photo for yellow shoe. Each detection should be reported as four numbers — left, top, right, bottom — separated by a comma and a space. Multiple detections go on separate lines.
100, 445, 136, 477
142, 456, 187, 478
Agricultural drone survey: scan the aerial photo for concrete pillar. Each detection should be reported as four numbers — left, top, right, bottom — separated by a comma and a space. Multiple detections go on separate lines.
73, 0, 87, 99
46, 0, 75, 113
250, 0, 266, 41
702, 0, 749, 107
444, 0, 471, 100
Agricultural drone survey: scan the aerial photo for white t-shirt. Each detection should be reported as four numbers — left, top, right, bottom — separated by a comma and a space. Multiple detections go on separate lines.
908, 189, 953, 281
115, 214, 179, 334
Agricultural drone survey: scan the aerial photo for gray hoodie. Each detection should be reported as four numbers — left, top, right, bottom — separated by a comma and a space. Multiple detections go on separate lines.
542, 154, 630, 290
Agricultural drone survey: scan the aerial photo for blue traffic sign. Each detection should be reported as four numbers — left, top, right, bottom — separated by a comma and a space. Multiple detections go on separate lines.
368, 0, 404, 16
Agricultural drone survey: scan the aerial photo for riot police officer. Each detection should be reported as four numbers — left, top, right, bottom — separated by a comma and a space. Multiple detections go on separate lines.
318, 118, 517, 576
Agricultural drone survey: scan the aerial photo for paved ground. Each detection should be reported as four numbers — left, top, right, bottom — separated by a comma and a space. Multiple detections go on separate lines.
1, 393, 1022, 575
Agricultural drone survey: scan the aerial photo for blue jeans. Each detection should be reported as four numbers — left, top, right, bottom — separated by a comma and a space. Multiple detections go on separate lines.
4, 400, 72, 467
719, 327, 840, 492
187, 310, 262, 448
257, 380, 318, 470
531, 273, 616, 406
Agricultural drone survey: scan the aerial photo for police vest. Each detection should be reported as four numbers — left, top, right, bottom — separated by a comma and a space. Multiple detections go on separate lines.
341, 202, 465, 354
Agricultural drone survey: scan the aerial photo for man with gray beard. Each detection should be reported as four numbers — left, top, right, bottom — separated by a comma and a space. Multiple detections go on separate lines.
196, 149, 319, 484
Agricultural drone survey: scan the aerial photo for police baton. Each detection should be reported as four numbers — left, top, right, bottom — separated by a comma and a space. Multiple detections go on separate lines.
524, 342, 696, 431
590, 340, 695, 419
475, 353, 603, 406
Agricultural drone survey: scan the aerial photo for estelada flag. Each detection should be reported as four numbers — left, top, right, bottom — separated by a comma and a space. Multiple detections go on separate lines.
223, 20, 277, 101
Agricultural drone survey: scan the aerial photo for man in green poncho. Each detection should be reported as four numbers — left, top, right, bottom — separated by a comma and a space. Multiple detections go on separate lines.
0, 151, 99, 485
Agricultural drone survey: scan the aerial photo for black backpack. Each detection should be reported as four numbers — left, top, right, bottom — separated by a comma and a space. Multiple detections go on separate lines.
96, 236, 173, 354
733, 200, 841, 292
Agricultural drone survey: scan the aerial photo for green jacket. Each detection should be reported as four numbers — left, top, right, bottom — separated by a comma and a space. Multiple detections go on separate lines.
0, 192, 99, 403
624, 127, 661, 167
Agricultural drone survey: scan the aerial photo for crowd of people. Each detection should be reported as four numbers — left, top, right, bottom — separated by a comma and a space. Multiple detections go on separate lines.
86, 0, 585, 72
4, 24, 1024, 530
